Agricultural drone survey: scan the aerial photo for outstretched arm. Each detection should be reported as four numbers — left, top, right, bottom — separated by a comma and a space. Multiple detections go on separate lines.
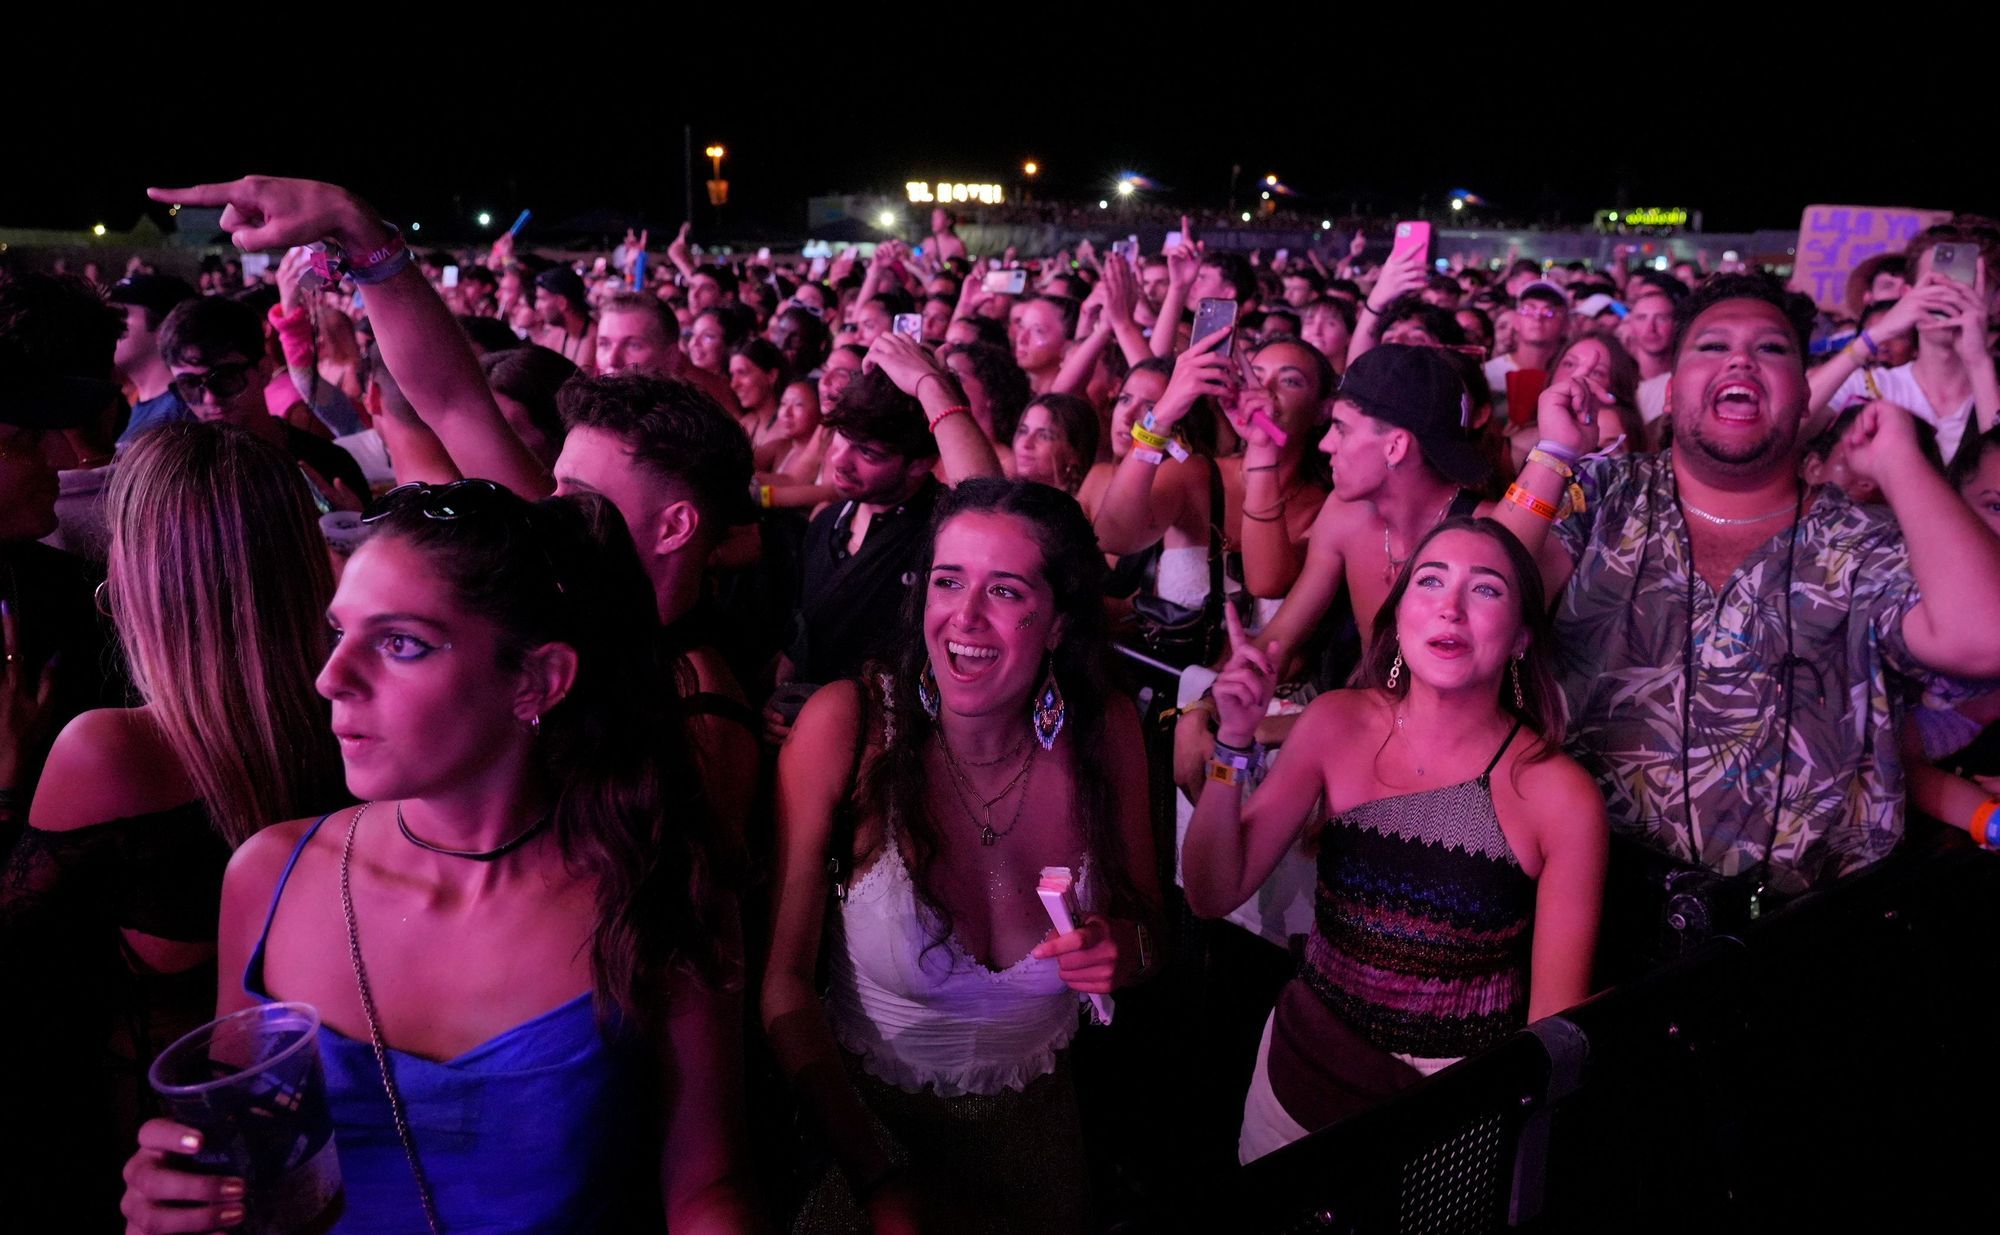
148, 176, 551, 497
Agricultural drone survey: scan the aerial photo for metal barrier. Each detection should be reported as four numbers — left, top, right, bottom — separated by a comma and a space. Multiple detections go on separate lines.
1205, 842, 2000, 1234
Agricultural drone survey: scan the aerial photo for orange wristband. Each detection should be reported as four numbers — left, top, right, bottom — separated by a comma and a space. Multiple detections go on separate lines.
1505, 483, 1559, 521
1970, 796, 2000, 848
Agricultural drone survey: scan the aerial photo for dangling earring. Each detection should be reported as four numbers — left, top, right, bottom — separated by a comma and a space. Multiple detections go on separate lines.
1386, 653, 1403, 690
530, 714, 542, 735
1032, 662, 1066, 750
1510, 655, 1525, 710
916, 659, 941, 721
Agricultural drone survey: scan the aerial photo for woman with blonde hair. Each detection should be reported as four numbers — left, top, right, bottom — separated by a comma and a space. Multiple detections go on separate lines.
1, 421, 346, 1212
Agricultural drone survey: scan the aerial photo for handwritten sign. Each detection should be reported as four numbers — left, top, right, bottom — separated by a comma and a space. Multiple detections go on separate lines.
1792, 204, 1951, 311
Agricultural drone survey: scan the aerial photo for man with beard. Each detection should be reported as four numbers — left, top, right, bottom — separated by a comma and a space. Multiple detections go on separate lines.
1497, 274, 2000, 899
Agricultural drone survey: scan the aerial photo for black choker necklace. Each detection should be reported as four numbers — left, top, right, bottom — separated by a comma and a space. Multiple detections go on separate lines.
396, 802, 553, 862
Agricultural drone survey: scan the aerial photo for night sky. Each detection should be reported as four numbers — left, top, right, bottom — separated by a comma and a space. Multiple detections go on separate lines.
8, 38, 1987, 247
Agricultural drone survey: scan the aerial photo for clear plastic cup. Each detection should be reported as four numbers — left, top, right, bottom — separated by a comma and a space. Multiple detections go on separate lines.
149, 1002, 343, 1235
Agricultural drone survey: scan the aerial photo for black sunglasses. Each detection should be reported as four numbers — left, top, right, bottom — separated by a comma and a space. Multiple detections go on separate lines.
362, 480, 566, 594
170, 362, 255, 406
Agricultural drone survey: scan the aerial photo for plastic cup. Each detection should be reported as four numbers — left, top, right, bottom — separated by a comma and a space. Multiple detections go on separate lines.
149, 1002, 343, 1235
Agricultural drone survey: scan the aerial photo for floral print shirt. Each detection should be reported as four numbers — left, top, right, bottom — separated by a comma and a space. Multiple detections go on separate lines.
1552, 453, 1936, 896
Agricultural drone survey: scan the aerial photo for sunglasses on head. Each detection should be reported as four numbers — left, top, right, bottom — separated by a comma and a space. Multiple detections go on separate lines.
170, 361, 255, 405
362, 480, 566, 594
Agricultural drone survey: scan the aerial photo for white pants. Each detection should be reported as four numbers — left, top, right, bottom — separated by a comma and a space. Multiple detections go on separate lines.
1237, 1011, 1459, 1164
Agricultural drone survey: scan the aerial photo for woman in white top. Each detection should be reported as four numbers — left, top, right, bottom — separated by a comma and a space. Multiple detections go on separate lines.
764, 478, 1159, 1234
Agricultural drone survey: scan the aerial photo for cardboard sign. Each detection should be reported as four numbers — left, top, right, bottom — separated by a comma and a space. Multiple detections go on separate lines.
1792, 204, 1951, 311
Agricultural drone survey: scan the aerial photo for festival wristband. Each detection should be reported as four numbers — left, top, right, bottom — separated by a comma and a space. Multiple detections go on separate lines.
1531, 438, 1579, 465
1132, 447, 1166, 465
1207, 759, 1248, 787
1505, 483, 1560, 521
1857, 327, 1881, 358
1526, 448, 1574, 478
1131, 423, 1173, 451
759, 484, 775, 509
1970, 796, 2000, 849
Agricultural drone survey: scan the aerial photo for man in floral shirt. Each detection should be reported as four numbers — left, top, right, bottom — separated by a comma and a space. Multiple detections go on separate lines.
1498, 274, 2000, 896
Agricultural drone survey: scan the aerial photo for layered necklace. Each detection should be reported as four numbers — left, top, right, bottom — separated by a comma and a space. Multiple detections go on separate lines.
1383, 489, 1463, 584
937, 730, 1038, 846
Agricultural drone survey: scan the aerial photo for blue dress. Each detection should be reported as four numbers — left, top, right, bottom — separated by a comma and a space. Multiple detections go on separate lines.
245, 812, 653, 1233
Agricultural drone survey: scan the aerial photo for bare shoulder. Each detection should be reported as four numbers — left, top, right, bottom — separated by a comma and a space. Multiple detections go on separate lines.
1497, 743, 1607, 857
28, 707, 196, 832
680, 646, 749, 704
1294, 686, 1383, 737
1313, 488, 1377, 544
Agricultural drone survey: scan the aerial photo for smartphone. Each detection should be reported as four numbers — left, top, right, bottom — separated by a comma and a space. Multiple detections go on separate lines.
1192, 297, 1239, 357
1274, 248, 1290, 266
893, 313, 923, 340
1164, 230, 1184, 250
1391, 221, 1433, 267
983, 269, 1028, 296
441, 265, 460, 288
757, 247, 772, 261
1111, 239, 1138, 262
1933, 242, 1980, 289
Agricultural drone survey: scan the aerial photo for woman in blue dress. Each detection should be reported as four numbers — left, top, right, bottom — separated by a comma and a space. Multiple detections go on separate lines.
120, 481, 757, 1234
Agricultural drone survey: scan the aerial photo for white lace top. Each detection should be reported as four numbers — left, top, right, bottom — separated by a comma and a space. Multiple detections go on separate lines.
823, 827, 1093, 1097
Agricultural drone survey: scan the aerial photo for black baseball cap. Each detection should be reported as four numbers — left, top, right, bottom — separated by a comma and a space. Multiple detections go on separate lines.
1335, 344, 1490, 488
107, 273, 198, 320
535, 265, 589, 309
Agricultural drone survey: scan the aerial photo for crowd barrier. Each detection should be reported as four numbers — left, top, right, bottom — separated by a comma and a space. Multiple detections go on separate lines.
1200, 837, 2000, 1233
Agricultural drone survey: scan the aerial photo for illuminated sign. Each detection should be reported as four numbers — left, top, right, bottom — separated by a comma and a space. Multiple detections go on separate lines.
1601, 207, 1690, 229
906, 181, 1005, 205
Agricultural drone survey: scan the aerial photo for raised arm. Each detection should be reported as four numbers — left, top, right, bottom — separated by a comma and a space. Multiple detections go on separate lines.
1848, 400, 2000, 678
1345, 245, 1428, 366
1094, 329, 1231, 554
864, 333, 1002, 483
1150, 218, 1199, 359
147, 176, 551, 497
1487, 374, 1603, 603
1181, 608, 1329, 917
1804, 281, 1955, 431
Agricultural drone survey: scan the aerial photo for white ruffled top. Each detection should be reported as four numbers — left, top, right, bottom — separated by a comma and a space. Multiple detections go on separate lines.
823, 826, 1091, 1098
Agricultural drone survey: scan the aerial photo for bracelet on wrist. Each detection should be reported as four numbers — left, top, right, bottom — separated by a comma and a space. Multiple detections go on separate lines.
1131, 423, 1173, 450
1857, 327, 1882, 358
1531, 438, 1579, 465
927, 404, 971, 431
1504, 483, 1560, 522
1970, 796, 2000, 849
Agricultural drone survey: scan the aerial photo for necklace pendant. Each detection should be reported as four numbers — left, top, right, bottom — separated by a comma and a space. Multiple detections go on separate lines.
980, 825, 997, 846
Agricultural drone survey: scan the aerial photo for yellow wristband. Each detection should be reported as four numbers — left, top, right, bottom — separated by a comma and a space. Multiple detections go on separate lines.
1131, 423, 1172, 450
1505, 483, 1560, 521
759, 484, 774, 509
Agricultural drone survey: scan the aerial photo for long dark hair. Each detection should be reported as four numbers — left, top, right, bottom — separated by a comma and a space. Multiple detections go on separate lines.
1350, 516, 1566, 766
859, 478, 1143, 944
364, 489, 726, 1030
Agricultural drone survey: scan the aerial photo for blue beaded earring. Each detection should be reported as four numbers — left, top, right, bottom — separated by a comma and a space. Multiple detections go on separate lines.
1032, 661, 1066, 750
916, 659, 941, 721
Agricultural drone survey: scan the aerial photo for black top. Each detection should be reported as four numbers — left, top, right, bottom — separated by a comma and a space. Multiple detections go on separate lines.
0, 800, 228, 942
284, 423, 371, 502
787, 476, 939, 684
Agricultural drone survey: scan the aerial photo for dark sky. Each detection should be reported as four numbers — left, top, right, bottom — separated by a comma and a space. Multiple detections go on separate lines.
8, 44, 1987, 245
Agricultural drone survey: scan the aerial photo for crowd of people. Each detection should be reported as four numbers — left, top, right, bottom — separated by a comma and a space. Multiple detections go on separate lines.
2, 171, 1997, 1234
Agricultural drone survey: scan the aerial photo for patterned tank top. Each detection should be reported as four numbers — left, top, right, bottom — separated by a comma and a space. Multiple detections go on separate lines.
1297, 722, 1535, 1059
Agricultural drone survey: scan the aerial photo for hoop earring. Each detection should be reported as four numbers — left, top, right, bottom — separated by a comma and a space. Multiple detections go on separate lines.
916, 659, 941, 721
94, 580, 113, 618
1386, 653, 1403, 690
1032, 663, 1066, 751
1511, 655, 1525, 711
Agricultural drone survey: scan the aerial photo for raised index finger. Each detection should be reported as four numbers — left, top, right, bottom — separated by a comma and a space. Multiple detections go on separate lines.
1222, 596, 1247, 655
146, 182, 244, 209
